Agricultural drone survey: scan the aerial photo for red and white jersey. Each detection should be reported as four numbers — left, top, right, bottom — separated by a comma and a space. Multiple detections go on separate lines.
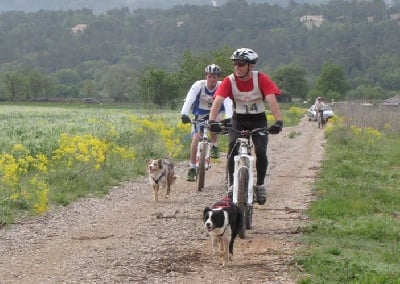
215, 71, 281, 115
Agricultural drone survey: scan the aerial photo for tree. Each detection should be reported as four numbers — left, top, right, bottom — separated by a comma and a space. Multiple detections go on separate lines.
1, 71, 27, 101
272, 64, 308, 100
137, 67, 178, 107
55, 69, 80, 85
177, 51, 211, 96
100, 64, 135, 102
312, 63, 350, 102
24, 69, 50, 100
347, 85, 384, 101
375, 54, 400, 90
307, 89, 323, 103
81, 80, 97, 98
211, 46, 235, 78
176, 48, 232, 98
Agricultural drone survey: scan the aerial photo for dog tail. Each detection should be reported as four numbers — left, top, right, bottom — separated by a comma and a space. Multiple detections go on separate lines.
171, 175, 177, 184
236, 207, 243, 235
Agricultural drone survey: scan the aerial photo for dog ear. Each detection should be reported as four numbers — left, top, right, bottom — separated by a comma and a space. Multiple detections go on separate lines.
203, 207, 212, 216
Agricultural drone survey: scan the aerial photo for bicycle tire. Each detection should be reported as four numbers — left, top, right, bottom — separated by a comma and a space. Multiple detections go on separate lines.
245, 205, 253, 230
197, 142, 207, 191
237, 167, 248, 239
224, 155, 230, 192
317, 114, 322, 128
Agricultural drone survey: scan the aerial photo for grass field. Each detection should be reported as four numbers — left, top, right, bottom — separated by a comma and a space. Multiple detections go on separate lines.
0, 103, 187, 224
297, 111, 400, 283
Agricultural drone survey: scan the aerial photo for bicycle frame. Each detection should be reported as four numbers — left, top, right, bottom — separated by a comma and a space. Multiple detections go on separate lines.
232, 137, 255, 206
192, 119, 211, 191
227, 127, 269, 238
194, 120, 211, 170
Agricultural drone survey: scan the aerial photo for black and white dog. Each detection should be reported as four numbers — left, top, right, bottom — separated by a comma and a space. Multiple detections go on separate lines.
203, 197, 243, 266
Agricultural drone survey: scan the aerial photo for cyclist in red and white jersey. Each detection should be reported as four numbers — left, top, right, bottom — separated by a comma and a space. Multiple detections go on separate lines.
209, 48, 283, 205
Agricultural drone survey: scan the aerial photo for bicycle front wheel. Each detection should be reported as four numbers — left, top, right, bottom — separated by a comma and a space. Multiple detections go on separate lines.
197, 142, 207, 191
237, 167, 249, 239
317, 113, 322, 128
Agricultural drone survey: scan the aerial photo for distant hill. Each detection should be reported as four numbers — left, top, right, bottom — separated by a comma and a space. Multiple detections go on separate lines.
0, 0, 330, 14
0, 0, 399, 103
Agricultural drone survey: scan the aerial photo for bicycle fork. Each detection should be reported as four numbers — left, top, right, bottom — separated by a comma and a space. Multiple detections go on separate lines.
232, 154, 255, 205
195, 141, 211, 170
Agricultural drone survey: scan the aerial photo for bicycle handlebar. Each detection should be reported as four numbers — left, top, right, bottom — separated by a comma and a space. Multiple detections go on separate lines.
199, 119, 271, 136
191, 118, 231, 130
228, 127, 270, 137
191, 118, 209, 125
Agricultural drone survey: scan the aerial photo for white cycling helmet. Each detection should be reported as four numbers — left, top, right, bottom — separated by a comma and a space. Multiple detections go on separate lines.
230, 48, 258, 64
205, 64, 221, 75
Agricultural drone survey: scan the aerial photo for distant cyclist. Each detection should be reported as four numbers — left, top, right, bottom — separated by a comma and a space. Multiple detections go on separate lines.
314, 97, 325, 121
208, 48, 283, 205
181, 64, 233, 182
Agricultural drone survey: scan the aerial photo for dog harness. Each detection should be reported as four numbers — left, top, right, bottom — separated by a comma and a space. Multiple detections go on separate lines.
152, 170, 166, 185
213, 197, 233, 209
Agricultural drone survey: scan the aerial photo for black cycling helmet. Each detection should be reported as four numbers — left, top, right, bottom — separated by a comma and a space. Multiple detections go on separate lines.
204, 64, 221, 75
230, 48, 258, 64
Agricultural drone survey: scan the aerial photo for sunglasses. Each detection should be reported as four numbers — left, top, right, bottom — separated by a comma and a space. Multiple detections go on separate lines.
233, 61, 247, 67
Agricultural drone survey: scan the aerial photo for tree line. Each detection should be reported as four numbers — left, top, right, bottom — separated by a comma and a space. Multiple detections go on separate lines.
0, 0, 333, 14
0, 0, 399, 106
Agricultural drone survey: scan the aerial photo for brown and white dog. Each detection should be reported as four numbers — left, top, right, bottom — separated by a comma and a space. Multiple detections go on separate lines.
203, 197, 243, 266
146, 158, 176, 202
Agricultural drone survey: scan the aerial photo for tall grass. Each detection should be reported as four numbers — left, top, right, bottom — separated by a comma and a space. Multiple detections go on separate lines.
0, 104, 191, 224
333, 102, 400, 133
297, 110, 400, 283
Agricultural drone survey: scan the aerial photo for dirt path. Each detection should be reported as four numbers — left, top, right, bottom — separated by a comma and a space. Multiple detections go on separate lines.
0, 117, 325, 284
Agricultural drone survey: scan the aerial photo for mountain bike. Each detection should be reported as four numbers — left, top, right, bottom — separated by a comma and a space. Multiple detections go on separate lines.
228, 127, 270, 239
191, 118, 212, 192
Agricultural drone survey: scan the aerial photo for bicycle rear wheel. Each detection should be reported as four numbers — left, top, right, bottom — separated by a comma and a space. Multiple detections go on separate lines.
237, 167, 248, 239
245, 205, 253, 230
317, 113, 322, 128
197, 142, 207, 191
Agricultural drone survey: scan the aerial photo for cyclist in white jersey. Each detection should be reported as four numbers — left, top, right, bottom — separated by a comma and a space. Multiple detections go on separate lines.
181, 64, 233, 182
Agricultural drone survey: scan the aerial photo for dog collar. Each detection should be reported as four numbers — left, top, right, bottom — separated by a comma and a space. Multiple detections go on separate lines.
152, 170, 166, 184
